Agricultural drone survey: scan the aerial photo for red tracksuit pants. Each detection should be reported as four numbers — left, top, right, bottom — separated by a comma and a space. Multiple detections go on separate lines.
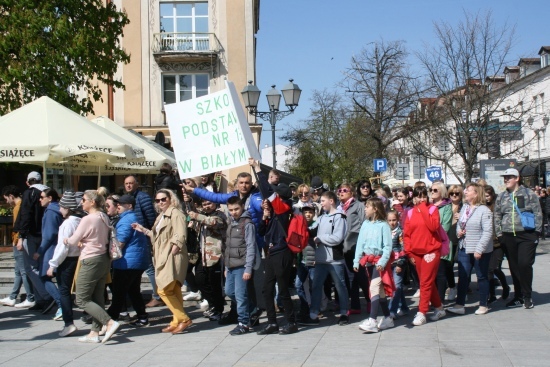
410, 252, 442, 314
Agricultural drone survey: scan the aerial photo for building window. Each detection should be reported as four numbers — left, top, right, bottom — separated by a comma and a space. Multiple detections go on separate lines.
542, 54, 550, 68
160, 2, 209, 51
162, 74, 209, 106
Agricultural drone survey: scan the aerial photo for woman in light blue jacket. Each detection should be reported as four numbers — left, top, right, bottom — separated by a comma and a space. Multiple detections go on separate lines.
448, 183, 493, 316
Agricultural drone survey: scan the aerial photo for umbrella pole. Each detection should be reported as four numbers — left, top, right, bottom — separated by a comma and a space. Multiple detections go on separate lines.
97, 166, 101, 188
43, 162, 46, 186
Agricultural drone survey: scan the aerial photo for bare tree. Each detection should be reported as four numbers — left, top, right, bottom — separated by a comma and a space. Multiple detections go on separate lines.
414, 10, 540, 183
342, 39, 424, 163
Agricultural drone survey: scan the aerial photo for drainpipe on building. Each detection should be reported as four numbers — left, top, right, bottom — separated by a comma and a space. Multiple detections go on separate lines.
107, 0, 114, 120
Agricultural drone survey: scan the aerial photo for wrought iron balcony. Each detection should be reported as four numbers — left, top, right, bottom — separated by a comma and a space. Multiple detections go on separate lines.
152, 32, 222, 63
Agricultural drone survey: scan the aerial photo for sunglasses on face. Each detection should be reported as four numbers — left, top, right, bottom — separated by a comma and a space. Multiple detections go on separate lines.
81, 198, 87, 203
449, 192, 460, 197
430, 189, 438, 193
155, 197, 168, 203
360, 186, 370, 190
337, 188, 350, 194
299, 193, 309, 197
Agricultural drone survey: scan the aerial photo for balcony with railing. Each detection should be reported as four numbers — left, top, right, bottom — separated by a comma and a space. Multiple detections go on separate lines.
152, 32, 222, 63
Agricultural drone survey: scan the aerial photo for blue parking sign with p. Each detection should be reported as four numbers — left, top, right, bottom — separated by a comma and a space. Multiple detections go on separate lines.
373, 158, 387, 172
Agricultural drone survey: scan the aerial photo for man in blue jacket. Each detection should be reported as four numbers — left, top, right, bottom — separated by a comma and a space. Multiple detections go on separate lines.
183, 171, 265, 325
124, 175, 161, 308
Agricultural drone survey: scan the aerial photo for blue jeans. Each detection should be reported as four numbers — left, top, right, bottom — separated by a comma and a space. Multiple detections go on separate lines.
225, 266, 250, 325
295, 262, 315, 316
22, 235, 51, 302
10, 246, 34, 302
457, 248, 492, 307
310, 262, 348, 317
145, 262, 160, 300
389, 264, 409, 314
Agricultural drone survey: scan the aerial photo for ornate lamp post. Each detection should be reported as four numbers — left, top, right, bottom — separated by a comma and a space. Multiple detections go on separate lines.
241, 80, 301, 169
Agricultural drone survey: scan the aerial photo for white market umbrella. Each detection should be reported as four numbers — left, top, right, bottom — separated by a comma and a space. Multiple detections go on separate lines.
0, 96, 143, 165
91, 116, 176, 174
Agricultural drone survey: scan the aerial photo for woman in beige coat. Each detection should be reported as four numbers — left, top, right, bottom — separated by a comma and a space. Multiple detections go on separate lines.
133, 189, 191, 334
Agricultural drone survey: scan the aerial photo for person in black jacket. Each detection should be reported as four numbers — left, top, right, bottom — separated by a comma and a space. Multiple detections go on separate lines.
13, 171, 54, 311
154, 163, 180, 193
257, 183, 298, 335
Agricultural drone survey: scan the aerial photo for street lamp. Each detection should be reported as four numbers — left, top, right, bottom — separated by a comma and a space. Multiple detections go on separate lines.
241, 80, 301, 170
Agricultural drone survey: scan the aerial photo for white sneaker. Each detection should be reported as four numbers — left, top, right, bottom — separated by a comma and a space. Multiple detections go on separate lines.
412, 289, 421, 298
14, 299, 35, 308
197, 299, 209, 311
446, 288, 457, 301
447, 305, 466, 315
59, 324, 78, 337
412, 312, 427, 326
377, 316, 395, 330
430, 308, 446, 321
181, 284, 188, 293
475, 306, 489, 315
358, 318, 378, 333
0, 297, 16, 306
183, 291, 201, 301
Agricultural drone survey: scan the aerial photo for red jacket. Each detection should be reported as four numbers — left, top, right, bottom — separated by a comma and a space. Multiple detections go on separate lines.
403, 202, 442, 255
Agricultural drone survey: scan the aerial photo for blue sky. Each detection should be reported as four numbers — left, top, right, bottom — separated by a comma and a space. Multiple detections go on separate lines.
255, 0, 549, 147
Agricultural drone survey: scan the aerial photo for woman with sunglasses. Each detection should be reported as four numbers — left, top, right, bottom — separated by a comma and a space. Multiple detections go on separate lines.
430, 182, 454, 306
293, 184, 321, 218
133, 189, 192, 334
356, 180, 374, 203
64, 190, 120, 343
403, 187, 446, 326
447, 183, 493, 315
35, 188, 63, 320
337, 183, 367, 314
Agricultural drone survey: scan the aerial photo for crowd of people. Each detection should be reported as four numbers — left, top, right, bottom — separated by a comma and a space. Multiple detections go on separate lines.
0, 162, 544, 343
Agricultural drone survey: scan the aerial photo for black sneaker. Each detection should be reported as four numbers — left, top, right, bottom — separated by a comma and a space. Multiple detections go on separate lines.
208, 311, 222, 321
298, 316, 320, 326
42, 299, 57, 314
218, 312, 238, 325
279, 323, 298, 335
129, 319, 149, 327
118, 312, 131, 322
338, 315, 349, 326
256, 323, 279, 335
506, 297, 524, 308
524, 297, 534, 309
229, 324, 250, 336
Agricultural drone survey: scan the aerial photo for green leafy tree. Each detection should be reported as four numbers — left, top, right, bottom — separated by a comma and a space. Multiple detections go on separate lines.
0, 0, 130, 115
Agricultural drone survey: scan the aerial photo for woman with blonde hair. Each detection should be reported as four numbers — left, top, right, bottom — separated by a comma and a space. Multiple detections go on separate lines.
293, 183, 321, 218
133, 189, 191, 334
447, 183, 493, 315
445, 185, 464, 301
64, 190, 120, 343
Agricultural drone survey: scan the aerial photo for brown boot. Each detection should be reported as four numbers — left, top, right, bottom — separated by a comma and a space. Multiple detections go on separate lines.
172, 320, 193, 334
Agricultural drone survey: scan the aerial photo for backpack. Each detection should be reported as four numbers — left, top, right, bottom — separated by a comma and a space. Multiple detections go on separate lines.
407, 206, 450, 256
286, 213, 310, 254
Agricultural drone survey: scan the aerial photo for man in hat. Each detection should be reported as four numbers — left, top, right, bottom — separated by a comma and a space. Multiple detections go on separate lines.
13, 171, 54, 311
310, 176, 326, 204
494, 168, 543, 309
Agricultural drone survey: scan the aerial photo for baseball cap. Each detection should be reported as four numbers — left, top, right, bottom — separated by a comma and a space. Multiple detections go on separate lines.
115, 194, 136, 206
500, 168, 519, 177
289, 182, 299, 189
27, 171, 41, 181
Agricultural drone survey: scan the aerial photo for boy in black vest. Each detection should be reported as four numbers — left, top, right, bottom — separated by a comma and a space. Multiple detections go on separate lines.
224, 196, 256, 335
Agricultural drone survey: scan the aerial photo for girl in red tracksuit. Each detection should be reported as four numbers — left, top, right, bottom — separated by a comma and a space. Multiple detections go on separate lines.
403, 187, 446, 326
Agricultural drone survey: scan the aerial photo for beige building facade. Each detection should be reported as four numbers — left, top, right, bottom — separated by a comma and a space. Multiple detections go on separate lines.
91, 0, 262, 183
